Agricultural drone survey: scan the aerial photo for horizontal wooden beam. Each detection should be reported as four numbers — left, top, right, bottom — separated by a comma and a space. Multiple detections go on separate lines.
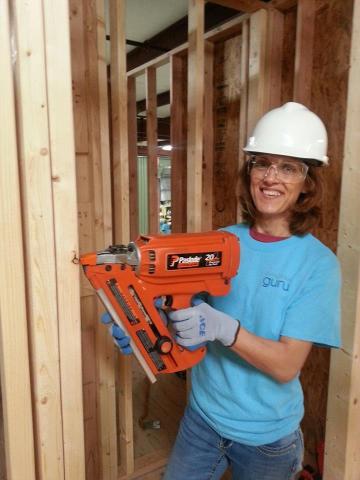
126, 3, 240, 70
210, 0, 297, 12
136, 90, 170, 114
209, 0, 269, 12
127, 13, 248, 78
137, 117, 170, 141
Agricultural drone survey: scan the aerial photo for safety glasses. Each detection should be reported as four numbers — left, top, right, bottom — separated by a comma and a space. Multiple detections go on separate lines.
248, 155, 309, 184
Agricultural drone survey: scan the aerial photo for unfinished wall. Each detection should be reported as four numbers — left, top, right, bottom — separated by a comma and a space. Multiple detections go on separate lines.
213, 34, 242, 229
300, 0, 353, 461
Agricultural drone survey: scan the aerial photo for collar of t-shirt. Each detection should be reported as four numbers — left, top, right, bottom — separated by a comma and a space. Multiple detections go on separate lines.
250, 227, 289, 243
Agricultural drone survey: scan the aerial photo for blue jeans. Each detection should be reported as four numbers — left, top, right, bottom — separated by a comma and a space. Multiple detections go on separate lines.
164, 406, 304, 480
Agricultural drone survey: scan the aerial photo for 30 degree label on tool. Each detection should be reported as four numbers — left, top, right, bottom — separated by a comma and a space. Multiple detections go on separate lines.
167, 252, 222, 270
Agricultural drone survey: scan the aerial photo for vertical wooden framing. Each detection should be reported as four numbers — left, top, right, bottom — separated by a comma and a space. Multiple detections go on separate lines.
187, 0, 205, 232
325, 1, 360, 477
265, 8, 284, 110
237, 19, 250, 223
43, 0, 86, 477
12, 0, 65, 477
146, 66, 159, 234
293, 0, 315, 104
70, 1, 101, 478
247, 8, 283, 134
97, 0, 113, 248
247, 9, 268, 135
170, 54, 187, 233
110, 0, 134, 476
128, 76, 139, 239
0, 1, 36, 478
110, 0, 130, 244
202, 40, 215, 231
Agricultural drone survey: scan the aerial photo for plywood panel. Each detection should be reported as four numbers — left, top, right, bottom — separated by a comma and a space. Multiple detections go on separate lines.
300, 0, 353, 463
324, 1, 359, 478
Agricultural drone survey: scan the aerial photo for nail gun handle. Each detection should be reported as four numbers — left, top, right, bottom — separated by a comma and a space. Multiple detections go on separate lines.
179, 296, 207, 352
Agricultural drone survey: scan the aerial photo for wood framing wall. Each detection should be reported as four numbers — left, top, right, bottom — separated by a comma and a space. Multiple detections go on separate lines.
0, 0, 85, 479
1, 0, 359, 479
325, 0, 360, 478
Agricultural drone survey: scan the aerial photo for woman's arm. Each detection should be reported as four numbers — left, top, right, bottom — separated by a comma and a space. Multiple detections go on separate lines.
230, 328, 312, 383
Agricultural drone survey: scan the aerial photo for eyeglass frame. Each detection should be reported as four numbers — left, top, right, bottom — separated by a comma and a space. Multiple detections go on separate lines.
247, 154, 309, 184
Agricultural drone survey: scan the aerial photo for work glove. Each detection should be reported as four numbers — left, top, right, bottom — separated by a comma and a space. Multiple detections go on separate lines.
101, 302, 168, 355
168, 302, 240, 348
101, 312, 133, 355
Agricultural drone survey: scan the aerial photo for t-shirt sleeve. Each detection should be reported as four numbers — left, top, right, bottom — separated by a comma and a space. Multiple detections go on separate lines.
280, 253, 341, 348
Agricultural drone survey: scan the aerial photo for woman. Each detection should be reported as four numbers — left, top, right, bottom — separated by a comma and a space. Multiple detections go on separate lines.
105, 102, 341, 479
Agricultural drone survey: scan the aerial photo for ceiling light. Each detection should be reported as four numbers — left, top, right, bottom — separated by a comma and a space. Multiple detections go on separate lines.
161, 144, 173, 151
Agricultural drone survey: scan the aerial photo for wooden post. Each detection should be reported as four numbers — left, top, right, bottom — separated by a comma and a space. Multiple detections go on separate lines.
110, 0, 130, 244
293, 0, 315, 104
12, 0, 66, 477
128, 76, 139, 239
146, 66, 159, 234
97, 0, 113, 247
170, 54, 187, 233
42, 0, 86, 477
187, 0, 205, 232
0, 1, 36, 478
324, 1, 360, 478
202, 41, 214, 231
247, 9, 283, 132
237, 19, 250, 223
247, 9, 268, 135
110, 0, 134, 476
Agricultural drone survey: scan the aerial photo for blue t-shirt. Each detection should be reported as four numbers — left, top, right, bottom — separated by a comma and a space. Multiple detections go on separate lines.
190, 224, 341, 446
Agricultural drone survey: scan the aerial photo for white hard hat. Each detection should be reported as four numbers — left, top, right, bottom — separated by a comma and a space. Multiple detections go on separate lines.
243, 102, 329, 165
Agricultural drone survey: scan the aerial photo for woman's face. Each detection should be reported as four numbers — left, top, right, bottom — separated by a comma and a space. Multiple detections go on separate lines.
249, 155, 307, 225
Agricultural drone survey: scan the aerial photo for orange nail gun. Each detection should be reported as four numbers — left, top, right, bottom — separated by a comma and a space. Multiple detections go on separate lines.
80, 231, 240, 383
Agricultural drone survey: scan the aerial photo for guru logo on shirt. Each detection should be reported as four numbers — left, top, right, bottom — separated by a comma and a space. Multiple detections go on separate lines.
262, 275, 290, 292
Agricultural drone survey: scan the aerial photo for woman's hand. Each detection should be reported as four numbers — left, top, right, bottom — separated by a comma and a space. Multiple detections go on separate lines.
169, 302, 240, 347
101, 312, 133, 355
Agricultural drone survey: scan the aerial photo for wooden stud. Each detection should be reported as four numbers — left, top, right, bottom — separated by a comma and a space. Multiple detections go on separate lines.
110, 0, 130, 244
293, 0, 315, 105
247, 9, 268, 134
128, 76, 139, 239
84, 0, 118, 478
324, 1, 360, 478
146, 66, 159, 234
42, 0, 86, 477
12, 0, 65, 477
237, 19, 250, 223
109, 0, 134, 475
187, 0, 205, 232
127, 14, 249, 79
0, 1, 36, 478
97, 0, 113, 247
170, 54, 188, 233
202, 40, 215, 231
70, 2, 100, 477
210, 0, 270, 12
265, 8, 284, 109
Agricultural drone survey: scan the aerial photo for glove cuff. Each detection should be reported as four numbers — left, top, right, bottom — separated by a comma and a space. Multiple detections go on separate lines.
222, 319, 241, 347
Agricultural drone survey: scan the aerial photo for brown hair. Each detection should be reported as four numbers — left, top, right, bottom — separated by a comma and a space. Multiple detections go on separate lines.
238, 160, 324, 235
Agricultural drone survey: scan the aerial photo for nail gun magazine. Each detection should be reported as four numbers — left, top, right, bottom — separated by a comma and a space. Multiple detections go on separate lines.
80, 231, 240, 383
